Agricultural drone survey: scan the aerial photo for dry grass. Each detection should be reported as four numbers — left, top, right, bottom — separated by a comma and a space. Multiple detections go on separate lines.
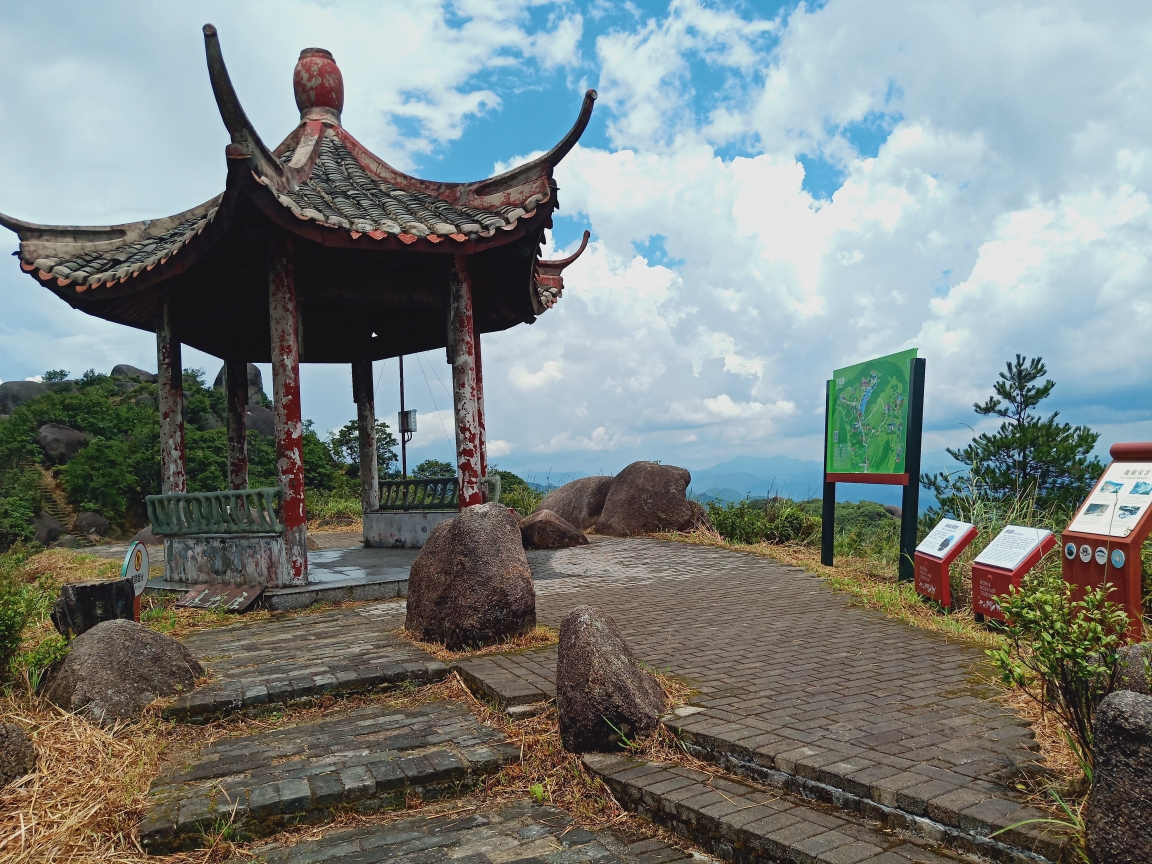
306, 517, 363, 534
13, 548, 122, 586
396, 625, 559, 663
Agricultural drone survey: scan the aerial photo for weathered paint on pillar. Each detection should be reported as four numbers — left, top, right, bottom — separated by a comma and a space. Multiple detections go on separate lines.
448, 254, 483, 507
352, 358, 379, 513
268, 236, 308, 585
473, 326, 488, 488
156, 300, 187, 494
224, 359, 249, 490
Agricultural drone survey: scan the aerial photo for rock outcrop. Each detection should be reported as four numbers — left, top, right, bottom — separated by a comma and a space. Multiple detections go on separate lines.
245, 404, 276, 437
213, 362, 265, 405
0, 723, 37, 788
110, 364, 157, 383
42, 619, 203, 725
520, 509, 589, 550
1086, 689, 1152, 864
556, 605, 666, 753
533, 476, 614, 531
73, 511, 109, 537
36, 423, 91, 464
405, 503, 536, 649
130, 525, 158, 545
32, 512, 68, 546
596, 461, 706, 536
0, 380, 48, 415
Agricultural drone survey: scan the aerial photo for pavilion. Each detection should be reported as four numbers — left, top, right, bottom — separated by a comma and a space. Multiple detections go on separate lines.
0, 25, 592, 588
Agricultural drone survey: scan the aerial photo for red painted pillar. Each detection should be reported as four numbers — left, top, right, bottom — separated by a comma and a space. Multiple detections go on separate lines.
225, 359, 248, 490
156, 299, 186, 494
352, 358, 379, 513
449, 255, 483, 507
268, 236, 309, 585
473, 326, 488, 490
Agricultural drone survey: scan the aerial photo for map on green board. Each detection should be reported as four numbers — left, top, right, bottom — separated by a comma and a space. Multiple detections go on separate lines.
825, 349, 917, 475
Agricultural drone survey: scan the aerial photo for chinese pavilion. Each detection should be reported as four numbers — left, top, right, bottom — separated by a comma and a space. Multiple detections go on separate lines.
0, 25, 593, 587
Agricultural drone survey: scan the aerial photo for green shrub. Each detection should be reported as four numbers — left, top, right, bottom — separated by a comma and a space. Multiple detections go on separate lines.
707, 498, 819, 545
988, 563, 1129, 768
0, 546, 41, 682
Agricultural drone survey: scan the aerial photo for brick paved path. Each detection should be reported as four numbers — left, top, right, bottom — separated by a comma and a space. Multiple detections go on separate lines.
509, 538, 1055, 860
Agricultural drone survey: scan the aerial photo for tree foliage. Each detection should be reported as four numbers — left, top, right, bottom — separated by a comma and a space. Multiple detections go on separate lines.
329, 419, 400, 479
922, 355, 1103, 515
412, 458, 456, 479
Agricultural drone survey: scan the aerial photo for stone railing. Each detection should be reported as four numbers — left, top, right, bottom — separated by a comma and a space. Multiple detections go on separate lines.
377, 476, 502, 512
146, 487, 284, 536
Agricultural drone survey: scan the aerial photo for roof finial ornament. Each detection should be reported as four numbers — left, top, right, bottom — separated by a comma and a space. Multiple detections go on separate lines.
294, 48, 343, 125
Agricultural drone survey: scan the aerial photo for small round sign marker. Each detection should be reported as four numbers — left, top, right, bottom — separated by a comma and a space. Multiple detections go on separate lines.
122, 541, 149, 598
1111, 549, 1125, 568
1064, 543, 1076, 560
1079, 544, 1092, 563
1094, 547, 1107, 566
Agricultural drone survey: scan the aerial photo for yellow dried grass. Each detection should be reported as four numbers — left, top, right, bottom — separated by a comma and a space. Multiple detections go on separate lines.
396, 625, 559, 663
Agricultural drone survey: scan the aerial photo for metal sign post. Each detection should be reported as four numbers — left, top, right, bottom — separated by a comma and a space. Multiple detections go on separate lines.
120, 540, 149, 621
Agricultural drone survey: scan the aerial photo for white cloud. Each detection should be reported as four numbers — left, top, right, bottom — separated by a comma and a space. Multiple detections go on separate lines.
487, 439, 513, 457
510, 360, 564, 390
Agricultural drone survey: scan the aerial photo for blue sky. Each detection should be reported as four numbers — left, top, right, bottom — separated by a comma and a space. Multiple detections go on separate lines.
2, 0, 1151, 482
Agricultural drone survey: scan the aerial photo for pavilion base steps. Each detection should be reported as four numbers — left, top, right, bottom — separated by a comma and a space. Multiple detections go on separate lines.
585, 753, 1037, 864
140, 700, 518, 854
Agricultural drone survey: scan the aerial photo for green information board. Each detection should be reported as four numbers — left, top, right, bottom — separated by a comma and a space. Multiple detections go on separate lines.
825, 349, 918, 476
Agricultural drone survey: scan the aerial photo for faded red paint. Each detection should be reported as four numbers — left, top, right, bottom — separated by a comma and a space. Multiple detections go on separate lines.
156, 300, 187, 494
449, 255, 483, 507
225, 359, 248, 490
352, 358, 379, 514
473, 325, 488, 487
293, 48, 343, 117
268, 236, 309, 585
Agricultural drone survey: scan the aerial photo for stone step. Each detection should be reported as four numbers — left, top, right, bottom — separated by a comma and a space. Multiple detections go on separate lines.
164, 606, 447, 722
141, 699, 517, 854
236, 799, 703, 864
584, 753, 1067, 864
661, 715, 1064, 864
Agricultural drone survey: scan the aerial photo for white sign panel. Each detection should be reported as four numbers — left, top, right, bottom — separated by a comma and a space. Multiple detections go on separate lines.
1067, 462, 1152, 538
915, 519, 975, 560
121, 541, 149, 597
973, 525, 1052, 571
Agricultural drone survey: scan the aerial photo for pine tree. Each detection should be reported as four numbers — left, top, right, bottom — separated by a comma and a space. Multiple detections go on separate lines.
923, 355, 1103, 513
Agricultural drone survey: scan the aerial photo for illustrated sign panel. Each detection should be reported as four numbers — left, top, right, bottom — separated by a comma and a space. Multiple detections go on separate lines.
1066, 461, 1152, 538
916, 519, 975, 560
826, 349, 917, 476
120, 541, 149, 598
973, 525, 1053, 571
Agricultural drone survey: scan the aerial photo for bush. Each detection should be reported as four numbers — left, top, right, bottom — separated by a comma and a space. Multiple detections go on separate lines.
496, 470, 544, 516
988, 563, 1130, 769
0, 546, 42, 682
708, 498, 820, 545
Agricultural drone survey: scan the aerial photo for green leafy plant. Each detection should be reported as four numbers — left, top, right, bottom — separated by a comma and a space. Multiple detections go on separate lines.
530, 783, 545, 803
992, 788, 1089, 864
707, 497, 820, 545
987, 564, 1129, 768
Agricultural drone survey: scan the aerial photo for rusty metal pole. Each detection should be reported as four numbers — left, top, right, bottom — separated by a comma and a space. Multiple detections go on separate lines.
156, 299, 187, 494
473, 326, 488, 495
352, 358, 379, 514
448, 255, 483, 507
399, 355, 408, 479
224, 359, 248, 490
268, 236, 308, 585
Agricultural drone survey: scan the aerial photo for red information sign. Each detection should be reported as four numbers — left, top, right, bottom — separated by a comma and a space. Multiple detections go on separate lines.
972, 530, 1057, 623
1061, 442, 1152, 642
913, 519, 978, 608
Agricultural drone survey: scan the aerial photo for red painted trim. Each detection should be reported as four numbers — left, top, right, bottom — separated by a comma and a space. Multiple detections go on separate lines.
449, 255, 483, 508
825, 473, 909, 486
1110, 441, 1152, 461
156, 301, 186, 494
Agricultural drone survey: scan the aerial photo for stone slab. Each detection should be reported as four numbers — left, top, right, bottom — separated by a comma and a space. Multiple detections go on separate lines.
237, 799, 702, 864
363, 510, 456, 548
141, 699, 516, 854
164, 603, 443, 722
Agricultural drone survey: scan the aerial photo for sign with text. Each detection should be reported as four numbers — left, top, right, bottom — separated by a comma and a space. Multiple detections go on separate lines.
121, 541, 149, 598
1066, 461, 1152, 538
973, 526, 1053, 571
913, 519, 977, 608
916, 519, 975, 560
825, 349, 917, 480
972, 527, 1057, 622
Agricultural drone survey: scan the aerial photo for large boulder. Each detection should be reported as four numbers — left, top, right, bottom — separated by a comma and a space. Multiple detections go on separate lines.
50, 579, 135, 639
0, 722, 37, 787
36, 423, 91, 464
520, 509, 589, 550
556, 605, 666, 753
110, 364, 156, 383
42, 619, 203, 725
1086, 689, 1152, 864
213, 362, 265, 405
245, 404, 276, 437
405, 503, 536, 649
596, 461, 705, 536
130, 525, 158, 546
1116, 644, 1151, 696
73, 511, 109, 537
32, 512, 68, 546
0, 380, 47, 415
534, 476, 614, 531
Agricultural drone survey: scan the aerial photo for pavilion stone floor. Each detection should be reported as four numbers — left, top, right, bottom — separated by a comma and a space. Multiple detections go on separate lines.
144, 536, 1063, 863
